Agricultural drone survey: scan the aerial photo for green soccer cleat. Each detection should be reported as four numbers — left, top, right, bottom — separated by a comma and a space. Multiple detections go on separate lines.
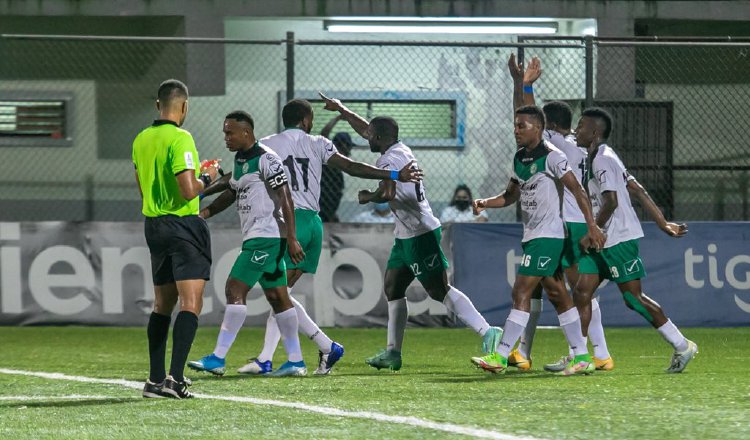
366, 349, 402, 371
557, 353, 595, 376
470, 352, 508, 374
666, 339, 698, 373
481, 326, 503, 354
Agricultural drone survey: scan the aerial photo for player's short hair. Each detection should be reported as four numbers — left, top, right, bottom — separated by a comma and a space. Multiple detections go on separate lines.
515, 105, 546, 129
370, 116, 399, 141
581, 107, 613, 138
225, 110, 255, 129
157, 79, 188, 105
282, 99, 313, 127
542, 101, 572, 130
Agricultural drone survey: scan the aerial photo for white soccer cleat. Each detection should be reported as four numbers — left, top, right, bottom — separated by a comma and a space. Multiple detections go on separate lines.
666, 339, 698, 373
237, 358, 273, 375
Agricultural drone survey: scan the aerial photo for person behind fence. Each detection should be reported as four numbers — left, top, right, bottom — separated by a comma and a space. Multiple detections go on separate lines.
469, 105, 606, 376
571, 107, 698, 374
439, 184, 488, 223
320, 92, 503, 372
319, 115, 355, 222
188, 110, 309, 377
353, 201, 395, 223
132, 79, 220, 399
202, 98, 423, 377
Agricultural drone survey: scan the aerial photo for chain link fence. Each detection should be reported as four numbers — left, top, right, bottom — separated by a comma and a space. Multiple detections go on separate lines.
1, 34, 748, 222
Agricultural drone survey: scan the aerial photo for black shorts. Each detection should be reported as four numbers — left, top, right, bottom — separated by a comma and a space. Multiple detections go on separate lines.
144, 215, 212, 285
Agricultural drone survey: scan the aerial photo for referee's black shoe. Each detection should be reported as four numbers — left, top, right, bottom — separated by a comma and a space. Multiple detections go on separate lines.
162, 375, 194, 399
142, 380, 169, 398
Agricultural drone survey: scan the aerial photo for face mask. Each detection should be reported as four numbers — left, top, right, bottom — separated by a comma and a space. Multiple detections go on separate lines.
455, 200, 471, 211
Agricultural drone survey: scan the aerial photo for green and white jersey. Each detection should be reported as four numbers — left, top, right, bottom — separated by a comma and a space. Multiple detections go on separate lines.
544, 130, 587, 223
376, 142, 441, 239
587, 144, 644, 248
229, 142, 289, 241
260, 128, 338, 213
511, 141, 571, 243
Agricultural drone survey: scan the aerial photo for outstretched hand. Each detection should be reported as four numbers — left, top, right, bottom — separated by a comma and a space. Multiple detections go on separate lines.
398, 160, 424, 183
523, 57, 542, 85
663, 222, 688, 238
319, 91, 344, 112
507, 53, 523, 82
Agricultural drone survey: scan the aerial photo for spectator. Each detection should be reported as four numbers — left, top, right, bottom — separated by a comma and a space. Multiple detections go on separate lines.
440, 184, 488, 223
352, 202, 394, 223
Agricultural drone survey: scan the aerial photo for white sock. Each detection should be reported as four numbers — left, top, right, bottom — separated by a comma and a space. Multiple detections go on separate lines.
657, 319, 688, 352
257, 312, 280, 363
444, 287, 490, 336
558, 307, 588, 356
291, 297, 333, 353
589, 297, 611, 359
213, 304, 247, 359
387, 298, 408, 352
275, 308, 303, 363
518, 298, 542, 358
497, 309, 530, 357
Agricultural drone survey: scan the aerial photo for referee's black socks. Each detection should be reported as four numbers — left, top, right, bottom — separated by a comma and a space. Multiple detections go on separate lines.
147, 312, 171, 383
170, 311, 199, 383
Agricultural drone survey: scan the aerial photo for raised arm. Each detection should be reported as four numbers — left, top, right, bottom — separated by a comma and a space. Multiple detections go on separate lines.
176, 161, 220, 201
508, 53, 525, 111
320, 114, 343, 139
319, 92, 370, 139
522, 56, 542, 107
627, 177, 688, 237
473, 179, 521, 214
326, 154, 422, 183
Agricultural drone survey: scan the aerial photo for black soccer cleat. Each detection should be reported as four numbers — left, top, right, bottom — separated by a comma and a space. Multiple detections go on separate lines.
162, 375, 194, 399
142, 380, 169, 398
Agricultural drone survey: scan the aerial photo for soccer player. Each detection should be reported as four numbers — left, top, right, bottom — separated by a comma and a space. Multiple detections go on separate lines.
205, 99, 423, 376
506, 54, 615, 372
320, 93, 504, 371
469, 105, 606, 375
572, 107, 698, 373
133, 79, 220, 399
188, 111, 309, 377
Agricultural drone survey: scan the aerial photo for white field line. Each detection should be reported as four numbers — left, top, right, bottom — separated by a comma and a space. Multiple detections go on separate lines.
0, 395, 125, 401
0, 368, 545, 440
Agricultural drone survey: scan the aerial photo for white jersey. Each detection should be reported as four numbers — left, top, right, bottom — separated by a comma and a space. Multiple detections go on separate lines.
261, 128, 338, 213
229, 143, 288, 241
511, 141, 571, 242
544, 129, 587, 223
587, 144, 644, 248
376, 142, 441, 239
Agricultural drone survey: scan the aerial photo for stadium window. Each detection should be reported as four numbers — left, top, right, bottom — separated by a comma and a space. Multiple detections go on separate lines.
282, 91, 467, 148
0, 92, 73, 147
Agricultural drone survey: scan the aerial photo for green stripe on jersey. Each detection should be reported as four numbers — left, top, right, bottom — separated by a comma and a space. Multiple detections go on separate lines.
514, 154, 548, 181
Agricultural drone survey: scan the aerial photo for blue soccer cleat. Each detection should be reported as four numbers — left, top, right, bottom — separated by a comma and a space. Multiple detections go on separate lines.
268, 360, 307, 377
314, 342, 345, 375
187, 353, 226, 376
237, 358, 273, 375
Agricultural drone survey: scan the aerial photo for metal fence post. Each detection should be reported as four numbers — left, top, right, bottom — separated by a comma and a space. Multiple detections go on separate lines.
286, 31, 295, 102
584, 35, 594, 107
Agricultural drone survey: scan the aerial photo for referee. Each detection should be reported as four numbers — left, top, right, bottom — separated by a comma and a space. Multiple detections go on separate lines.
132, 79, 219, 399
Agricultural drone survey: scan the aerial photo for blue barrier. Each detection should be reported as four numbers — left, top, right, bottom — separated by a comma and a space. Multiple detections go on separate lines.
451, 222, 750, 327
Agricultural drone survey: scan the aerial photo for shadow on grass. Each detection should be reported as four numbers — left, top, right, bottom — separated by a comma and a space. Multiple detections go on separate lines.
0, 396, 139, 409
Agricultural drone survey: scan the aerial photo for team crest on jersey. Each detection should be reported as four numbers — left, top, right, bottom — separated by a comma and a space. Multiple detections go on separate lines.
530, 163, 538, 174
269, 159, 283, 174
242, 162, 249, 173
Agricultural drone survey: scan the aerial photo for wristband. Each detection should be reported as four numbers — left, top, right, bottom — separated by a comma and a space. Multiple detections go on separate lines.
199, 173, 212, 188
390, 170, 399, 180
523, 85, 534, 94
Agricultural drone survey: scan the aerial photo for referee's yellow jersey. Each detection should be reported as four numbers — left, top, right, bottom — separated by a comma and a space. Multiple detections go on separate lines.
132, 120, 201, 217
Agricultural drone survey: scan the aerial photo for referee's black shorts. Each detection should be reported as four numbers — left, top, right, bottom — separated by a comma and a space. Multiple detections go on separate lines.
144, 215, 212, 285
